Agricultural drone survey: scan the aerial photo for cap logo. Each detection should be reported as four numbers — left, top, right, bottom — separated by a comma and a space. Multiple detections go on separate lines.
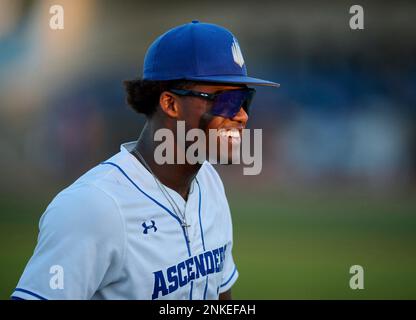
231, 38, 245, 68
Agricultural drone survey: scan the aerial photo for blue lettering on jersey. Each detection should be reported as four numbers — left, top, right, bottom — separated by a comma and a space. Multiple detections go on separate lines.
151, 244, 227, 299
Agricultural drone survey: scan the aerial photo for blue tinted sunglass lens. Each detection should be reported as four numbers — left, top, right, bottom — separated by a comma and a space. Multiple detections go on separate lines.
210, 89, 255, 118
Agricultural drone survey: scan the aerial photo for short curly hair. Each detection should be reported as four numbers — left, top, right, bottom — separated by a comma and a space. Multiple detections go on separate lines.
123, 79, 197, 117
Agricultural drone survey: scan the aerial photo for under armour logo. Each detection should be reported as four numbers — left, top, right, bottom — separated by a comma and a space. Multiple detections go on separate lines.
231, 38, 244, 68
142, 220, 157, 234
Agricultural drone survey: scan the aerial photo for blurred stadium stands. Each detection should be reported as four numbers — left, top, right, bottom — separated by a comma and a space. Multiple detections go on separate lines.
1, 0, 415, 194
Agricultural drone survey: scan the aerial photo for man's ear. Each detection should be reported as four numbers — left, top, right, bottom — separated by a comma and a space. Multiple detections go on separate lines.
159, 91, 179, 118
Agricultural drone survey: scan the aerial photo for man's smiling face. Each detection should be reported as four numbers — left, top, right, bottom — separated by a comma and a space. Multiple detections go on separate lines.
172, 83, 250, 164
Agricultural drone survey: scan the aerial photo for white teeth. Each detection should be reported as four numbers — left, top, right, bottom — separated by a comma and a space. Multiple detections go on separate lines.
218, 130, 240, 138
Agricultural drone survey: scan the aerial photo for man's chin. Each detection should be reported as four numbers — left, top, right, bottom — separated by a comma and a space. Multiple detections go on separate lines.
207, 153, 240, 165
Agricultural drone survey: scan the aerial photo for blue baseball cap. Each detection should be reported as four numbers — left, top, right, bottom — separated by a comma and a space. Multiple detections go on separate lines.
143, 21, 279, 87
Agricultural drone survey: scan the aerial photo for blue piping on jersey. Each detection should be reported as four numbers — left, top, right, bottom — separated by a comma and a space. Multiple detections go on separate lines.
203, 276, 209, 299
101, 161, 191, 257
196, 179, 209, 299
196, 179, 205, 251
13, 288, 47, 300
220, 266, 237, 288
189, 281, 193, 300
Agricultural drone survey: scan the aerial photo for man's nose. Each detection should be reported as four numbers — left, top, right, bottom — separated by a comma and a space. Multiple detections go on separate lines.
231, 106, 249, 124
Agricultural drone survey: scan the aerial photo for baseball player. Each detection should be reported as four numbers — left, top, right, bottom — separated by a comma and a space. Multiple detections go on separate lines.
11, 21, 279, 300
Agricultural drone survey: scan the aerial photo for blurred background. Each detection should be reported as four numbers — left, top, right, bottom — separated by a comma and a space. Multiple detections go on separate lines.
1, 0, 415, 299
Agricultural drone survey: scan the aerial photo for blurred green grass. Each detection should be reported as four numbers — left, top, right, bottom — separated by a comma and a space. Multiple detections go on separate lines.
1, 190, 415, 299
230, 190, 416, 299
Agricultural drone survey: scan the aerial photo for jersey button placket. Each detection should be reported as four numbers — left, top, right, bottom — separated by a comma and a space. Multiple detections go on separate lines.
190, 199, 206, 257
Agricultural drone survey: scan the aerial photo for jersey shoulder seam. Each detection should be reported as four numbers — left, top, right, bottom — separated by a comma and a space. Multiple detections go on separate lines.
201, 162, 226, 193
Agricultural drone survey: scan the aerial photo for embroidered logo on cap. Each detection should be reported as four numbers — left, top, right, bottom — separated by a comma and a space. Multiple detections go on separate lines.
231, 38, 244, 68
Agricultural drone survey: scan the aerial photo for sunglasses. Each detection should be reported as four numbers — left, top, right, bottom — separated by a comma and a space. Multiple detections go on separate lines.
170, 88, 256, 118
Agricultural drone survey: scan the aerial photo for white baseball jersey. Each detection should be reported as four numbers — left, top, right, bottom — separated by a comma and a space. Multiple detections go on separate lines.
12, 141, 238, 300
